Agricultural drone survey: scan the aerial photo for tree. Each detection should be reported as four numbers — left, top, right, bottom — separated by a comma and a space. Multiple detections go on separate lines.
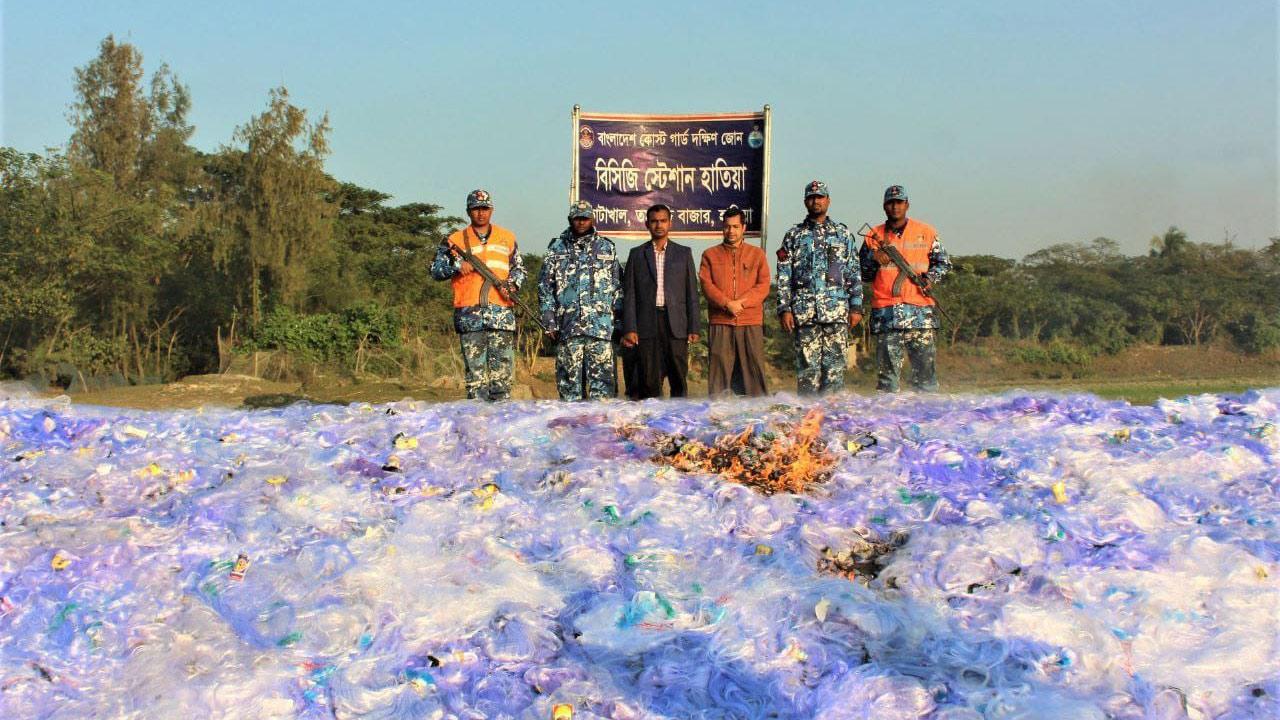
67, 36, 195, 195
219, 87, 335, 326
56, 36, 203, 379
0, 149, 77, 370
1149, 226, 1190, 262
68, 36, 150, 192
1263, 237, 1280, 270
140, 63, 197, 191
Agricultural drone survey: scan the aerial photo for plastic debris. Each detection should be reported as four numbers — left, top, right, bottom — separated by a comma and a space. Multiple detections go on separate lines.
816, 531, 909, 582
1051, 479, 1069, 504
229, 553, 250, 581
121, 424, 150, 439
0, 385, 1278, 719
814, 597, 831, 622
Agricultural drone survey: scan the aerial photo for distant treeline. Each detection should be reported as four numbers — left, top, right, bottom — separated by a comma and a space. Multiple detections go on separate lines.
935, 232, 1280, 354
2, 37, 1278, 388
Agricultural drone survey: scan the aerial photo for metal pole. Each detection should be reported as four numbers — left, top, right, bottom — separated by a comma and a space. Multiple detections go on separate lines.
761, 104, 772, 252
570, 104, 581, 204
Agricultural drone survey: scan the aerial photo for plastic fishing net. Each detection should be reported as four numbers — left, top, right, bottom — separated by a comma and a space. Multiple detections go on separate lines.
1, 385, 1278, 719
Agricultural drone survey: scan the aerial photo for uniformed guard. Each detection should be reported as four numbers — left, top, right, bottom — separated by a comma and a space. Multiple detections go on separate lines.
859, 184, 952, 392
776, 180, 864, 395
430, 189, 526, 401
537, 200, 623, 401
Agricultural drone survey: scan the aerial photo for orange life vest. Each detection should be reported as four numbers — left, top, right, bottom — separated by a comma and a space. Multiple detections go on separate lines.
447, 225, 516, 309
867, 218, 937, 309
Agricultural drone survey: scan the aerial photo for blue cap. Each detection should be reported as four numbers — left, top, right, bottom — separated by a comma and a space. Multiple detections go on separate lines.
568, 200, 594, 219
804, 180, 829, 198
466, 189, 493, 210
883, 185, 908, 202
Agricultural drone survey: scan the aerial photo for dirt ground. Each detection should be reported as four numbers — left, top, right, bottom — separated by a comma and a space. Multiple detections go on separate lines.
50, 344, 1280, 410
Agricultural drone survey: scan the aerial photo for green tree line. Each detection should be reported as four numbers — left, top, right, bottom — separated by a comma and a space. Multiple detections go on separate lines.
0, 36, 493, 387
2, 37, 1277, 389
933, 231, 1280, 356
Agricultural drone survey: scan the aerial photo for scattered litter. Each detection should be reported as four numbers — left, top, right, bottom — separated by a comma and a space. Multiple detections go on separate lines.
229, 553, 250, 581
1051, 479, 1069, 504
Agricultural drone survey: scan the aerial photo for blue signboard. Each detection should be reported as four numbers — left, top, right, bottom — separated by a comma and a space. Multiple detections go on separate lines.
572, 109, 771, 240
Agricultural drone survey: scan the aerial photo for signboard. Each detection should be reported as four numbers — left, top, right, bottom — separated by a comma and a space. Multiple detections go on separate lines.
571, 107, 772, 244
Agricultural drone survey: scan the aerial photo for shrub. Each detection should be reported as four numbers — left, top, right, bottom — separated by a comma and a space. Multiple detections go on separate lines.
1007, 340, 1094, 378
250, 302, 402, 363
1227, 311, 1280, 354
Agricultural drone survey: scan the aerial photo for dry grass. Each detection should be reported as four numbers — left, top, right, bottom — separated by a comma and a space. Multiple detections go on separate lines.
54, 343, 1279, 410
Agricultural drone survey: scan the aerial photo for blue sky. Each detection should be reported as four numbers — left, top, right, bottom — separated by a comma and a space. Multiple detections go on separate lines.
3, 0, 1276, 259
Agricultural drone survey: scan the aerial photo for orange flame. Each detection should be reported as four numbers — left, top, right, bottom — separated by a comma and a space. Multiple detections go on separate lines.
626, 408, 836, 495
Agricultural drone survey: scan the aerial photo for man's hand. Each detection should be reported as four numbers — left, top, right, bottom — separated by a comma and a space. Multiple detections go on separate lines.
780, 311, 795, 333
450, 245, 472, 274
496, 281, 516, 301
916, 275, 933, 293
848, 311, 863, 329
725, 299, 745, 316
688, 334, 699, 344
622, 332, 639, 348
873, 249, 891, 266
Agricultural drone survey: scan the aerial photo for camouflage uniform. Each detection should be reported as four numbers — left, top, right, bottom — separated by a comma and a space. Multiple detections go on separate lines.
858, 186, 952, 392
776, 183, 863, 395
872, 328, 937, 392
429, 191, 526, 401
456, 330, 515, 400
538, 203, 623, 401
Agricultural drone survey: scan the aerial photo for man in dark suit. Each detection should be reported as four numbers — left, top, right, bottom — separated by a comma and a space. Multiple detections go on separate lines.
621, 204, 701, 399
617, 257, 642, 400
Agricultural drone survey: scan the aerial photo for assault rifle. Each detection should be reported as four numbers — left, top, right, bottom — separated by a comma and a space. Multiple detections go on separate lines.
856, 223, 953, 325
445, 243, 548, 332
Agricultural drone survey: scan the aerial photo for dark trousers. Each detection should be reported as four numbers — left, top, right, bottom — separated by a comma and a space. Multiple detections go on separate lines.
637, 308, 688, 399
620, 342, 641, 400
707, 324, 768, 397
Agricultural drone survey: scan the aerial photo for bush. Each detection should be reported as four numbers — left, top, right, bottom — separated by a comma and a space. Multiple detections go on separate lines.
16, 332, 126, 379
1227, 311, 1280, 354
1007, 340, 1094, 378
341, 302, 403, 351
1046, 341, 1094, 367
250, 302, 402, 363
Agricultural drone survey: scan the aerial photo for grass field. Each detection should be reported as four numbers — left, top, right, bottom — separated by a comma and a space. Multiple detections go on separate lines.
946, 377, 1277, 405
53, 342, 1278, 410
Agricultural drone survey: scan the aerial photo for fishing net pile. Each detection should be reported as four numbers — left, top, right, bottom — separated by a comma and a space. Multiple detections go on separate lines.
1, 384, 1278, 719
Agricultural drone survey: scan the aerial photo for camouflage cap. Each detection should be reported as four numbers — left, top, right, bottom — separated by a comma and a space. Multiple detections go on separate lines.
883, 185, 908, 202
568, 200, 594, 219
466, 189, 494, 210
804, 180, 829, 198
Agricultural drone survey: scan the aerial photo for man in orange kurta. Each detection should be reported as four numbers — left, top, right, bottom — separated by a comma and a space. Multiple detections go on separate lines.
699, 207, 771, 396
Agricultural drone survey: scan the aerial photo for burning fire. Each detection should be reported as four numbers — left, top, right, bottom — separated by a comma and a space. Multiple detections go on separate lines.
622, 408, 838, 495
